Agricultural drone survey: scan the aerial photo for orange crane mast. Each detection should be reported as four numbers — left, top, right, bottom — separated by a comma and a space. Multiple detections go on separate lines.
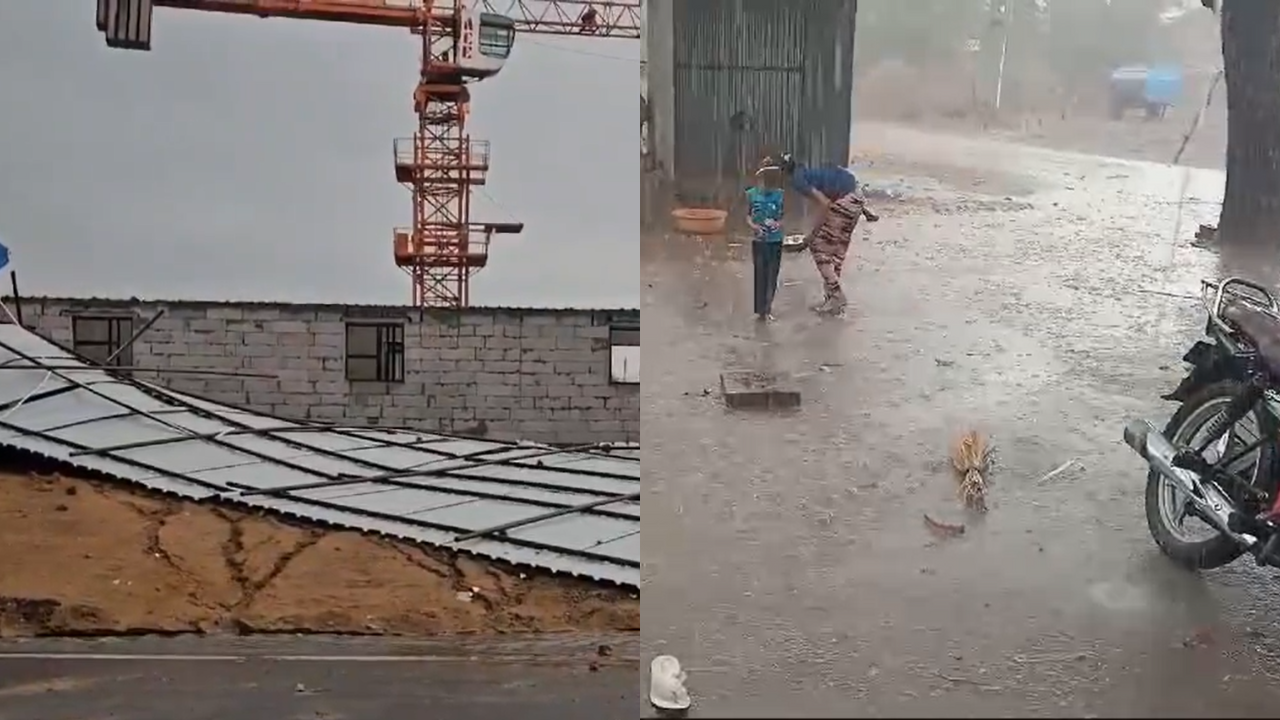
95, 0, 640, 308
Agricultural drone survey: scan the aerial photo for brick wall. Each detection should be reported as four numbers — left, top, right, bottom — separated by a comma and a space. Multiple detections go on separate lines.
5, 298, 640, 445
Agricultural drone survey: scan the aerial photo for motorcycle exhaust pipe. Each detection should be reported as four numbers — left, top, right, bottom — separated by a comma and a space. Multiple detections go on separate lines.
1123, 418, 1258, 547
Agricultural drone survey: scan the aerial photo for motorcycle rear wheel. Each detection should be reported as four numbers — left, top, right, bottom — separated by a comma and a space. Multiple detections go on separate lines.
1144, 380, 1277, 570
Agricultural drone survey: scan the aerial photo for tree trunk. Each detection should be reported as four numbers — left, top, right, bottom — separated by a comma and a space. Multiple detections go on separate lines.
1219, 0, 1280, 258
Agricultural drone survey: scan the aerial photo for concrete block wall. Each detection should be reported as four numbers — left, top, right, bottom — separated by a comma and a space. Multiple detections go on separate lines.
5, 298, 640, 445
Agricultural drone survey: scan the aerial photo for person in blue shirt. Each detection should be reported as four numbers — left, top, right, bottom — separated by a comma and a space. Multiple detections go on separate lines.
780, 153, 878, 315
746, 159, 786, 321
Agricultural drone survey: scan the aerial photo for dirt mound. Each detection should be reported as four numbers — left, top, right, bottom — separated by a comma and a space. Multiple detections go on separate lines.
0, 472, 638, 637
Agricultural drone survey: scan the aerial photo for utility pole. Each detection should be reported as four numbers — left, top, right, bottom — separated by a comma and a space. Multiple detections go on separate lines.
993, 0, 1013, 113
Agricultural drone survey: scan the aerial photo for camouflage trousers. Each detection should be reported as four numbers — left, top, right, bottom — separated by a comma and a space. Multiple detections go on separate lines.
809, 191, 865, 309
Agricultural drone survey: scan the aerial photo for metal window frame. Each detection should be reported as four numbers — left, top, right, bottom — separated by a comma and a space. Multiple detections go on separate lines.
72, 315, 135, 368
344, 321, 405, 383
478, 22, 515, 59
608, 323, 639, 385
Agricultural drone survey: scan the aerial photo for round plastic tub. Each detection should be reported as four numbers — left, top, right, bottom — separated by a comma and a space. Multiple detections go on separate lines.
671, 207, 728, 236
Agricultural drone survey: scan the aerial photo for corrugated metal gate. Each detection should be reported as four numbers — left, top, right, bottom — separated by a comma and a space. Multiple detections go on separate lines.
672, 0, 857, 185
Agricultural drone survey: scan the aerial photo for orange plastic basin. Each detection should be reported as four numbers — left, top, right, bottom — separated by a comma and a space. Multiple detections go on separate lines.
671, 207, 728, 236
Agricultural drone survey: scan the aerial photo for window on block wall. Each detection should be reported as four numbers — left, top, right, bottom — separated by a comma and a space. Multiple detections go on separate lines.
345, 322, 405, 383
609, 324, 639, 385
72, 315, 134, 368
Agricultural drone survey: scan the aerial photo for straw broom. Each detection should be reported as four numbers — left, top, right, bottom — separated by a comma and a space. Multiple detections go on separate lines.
951, 430, 992, 513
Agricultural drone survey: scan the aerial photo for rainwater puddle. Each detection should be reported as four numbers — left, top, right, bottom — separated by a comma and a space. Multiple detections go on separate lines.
1087, 580, 1156, 612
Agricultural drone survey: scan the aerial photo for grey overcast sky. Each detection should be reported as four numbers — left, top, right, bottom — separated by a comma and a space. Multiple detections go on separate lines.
0, 2, 639, 308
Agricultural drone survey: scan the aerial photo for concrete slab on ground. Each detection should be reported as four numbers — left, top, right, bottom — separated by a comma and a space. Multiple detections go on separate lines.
720, 370, 802, 410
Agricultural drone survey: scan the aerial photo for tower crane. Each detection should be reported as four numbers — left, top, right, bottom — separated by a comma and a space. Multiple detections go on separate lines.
94, 0, 641, 308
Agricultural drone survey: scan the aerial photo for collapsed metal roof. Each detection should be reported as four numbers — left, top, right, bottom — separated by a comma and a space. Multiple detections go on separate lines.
0, 324, 639, 587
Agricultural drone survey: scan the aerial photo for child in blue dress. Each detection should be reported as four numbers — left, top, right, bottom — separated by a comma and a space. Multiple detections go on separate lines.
746, 159, 786, 321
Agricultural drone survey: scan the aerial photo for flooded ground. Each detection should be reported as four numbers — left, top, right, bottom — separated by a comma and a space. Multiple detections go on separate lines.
640, 122, 1280, 717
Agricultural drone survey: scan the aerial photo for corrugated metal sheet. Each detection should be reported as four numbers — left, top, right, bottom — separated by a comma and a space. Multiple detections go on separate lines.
672, 0, 857, 183
0, 325, 639, 587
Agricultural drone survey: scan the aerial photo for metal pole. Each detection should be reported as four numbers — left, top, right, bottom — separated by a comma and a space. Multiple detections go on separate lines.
0, 364, 275, 378
994, 1, 1012, 113
233, 442, 606, 497
105, 309, 165, 365
451, 491, 641, 544
0, 337, 201, 440
8, 272, 22, 327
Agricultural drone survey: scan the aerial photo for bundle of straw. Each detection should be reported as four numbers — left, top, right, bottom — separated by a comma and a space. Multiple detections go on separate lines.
951, 430, 992, 513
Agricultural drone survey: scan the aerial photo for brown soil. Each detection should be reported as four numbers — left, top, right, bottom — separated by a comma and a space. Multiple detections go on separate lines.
0, 471, 639, 637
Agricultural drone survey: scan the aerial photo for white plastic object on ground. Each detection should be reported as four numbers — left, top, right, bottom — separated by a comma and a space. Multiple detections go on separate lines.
649, 654, 691, 710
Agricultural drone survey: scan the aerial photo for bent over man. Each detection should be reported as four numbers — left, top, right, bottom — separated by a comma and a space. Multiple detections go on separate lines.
780, 153, 878, 315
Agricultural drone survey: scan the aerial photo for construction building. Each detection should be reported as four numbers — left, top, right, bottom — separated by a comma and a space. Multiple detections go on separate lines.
6, 297, 639, 446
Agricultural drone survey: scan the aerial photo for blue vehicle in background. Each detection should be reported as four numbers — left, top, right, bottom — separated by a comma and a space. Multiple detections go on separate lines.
1109, 64, 1184, 120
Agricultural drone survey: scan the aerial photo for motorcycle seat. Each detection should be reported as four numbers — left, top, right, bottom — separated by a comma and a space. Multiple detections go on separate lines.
1223, 299, 1280, 375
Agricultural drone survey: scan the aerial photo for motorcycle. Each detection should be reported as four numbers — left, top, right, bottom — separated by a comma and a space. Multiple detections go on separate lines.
1126, 277, 1280, 570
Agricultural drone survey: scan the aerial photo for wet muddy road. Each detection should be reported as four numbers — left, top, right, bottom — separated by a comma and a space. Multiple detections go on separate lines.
640, 123, 1280, 717
0, 635, 640, 720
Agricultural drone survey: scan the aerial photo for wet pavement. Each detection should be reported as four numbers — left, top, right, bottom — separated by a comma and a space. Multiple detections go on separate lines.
0, 634, 639, 720
640, 122, 1280, 717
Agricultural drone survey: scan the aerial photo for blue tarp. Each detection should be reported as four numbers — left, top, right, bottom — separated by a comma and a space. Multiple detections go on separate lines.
1144, 64, 1183, 106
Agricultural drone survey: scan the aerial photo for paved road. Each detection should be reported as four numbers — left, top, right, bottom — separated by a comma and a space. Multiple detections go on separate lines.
641, 123, 1280, 717
0, 635, 639, 720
